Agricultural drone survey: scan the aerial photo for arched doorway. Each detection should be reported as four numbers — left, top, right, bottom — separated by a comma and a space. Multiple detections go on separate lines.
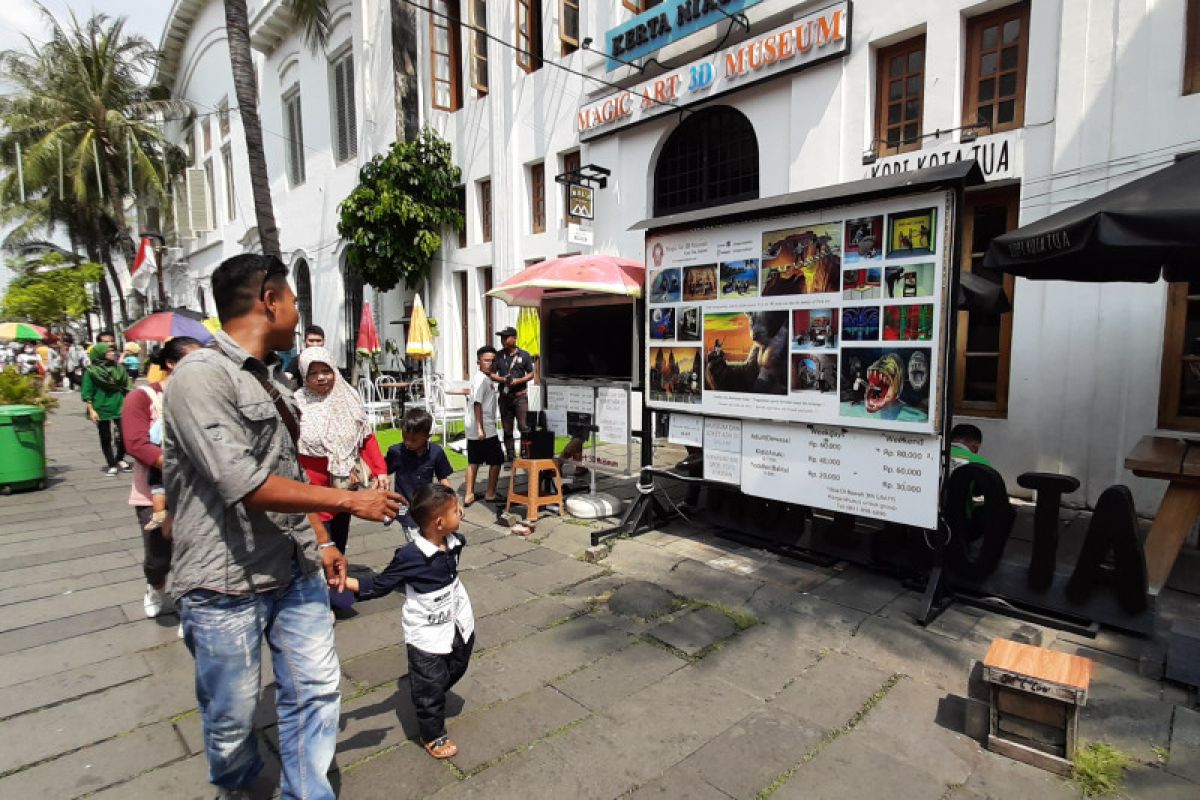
653, 106, 760, 216
293, 258, 313, 332
342, 255, 364, 371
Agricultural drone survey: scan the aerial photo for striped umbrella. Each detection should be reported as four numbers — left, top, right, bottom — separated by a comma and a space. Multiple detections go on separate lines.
0, 322, 50, 341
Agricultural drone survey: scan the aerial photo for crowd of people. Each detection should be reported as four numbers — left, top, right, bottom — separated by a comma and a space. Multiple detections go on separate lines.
44, 254, 495, 799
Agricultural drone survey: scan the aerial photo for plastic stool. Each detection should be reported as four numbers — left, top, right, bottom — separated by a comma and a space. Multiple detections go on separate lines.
506, 458, 564, 522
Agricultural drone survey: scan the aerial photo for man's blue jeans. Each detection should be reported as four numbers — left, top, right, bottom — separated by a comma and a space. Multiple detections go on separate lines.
180, 563, 340, 799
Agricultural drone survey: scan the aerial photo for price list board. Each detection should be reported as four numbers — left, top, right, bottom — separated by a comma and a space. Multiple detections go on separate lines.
740, 422, 939, 528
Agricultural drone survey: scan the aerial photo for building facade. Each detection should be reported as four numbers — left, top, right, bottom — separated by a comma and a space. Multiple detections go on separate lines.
159, 0, 1200, 514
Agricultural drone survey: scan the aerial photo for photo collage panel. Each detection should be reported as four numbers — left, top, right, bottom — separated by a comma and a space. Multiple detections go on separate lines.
645, 196, 944, 428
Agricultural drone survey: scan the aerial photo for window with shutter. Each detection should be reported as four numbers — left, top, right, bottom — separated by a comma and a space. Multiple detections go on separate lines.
530, 162, 545, 233
479, 178, 492, 242
186, 167, 213, 233
962, 2, 1030, 133
203, 158, 217, 229
431, 0, 463, 110
469, 0, 488, 94
221, 144, 236, 221
283, 87, 305, 186
173, 179, 192, 241
515, 0, 542, 73
561, 0, 579, 56
331, 50, 357, 162
562, 150, 581, 226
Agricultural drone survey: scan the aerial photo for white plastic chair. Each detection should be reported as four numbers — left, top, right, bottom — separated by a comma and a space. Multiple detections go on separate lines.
375, 374, 403, 418
429, 381, 467, 443
357, 378, 395, 428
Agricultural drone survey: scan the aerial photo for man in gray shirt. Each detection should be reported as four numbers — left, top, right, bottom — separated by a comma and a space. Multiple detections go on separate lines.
164, 254, 400, 800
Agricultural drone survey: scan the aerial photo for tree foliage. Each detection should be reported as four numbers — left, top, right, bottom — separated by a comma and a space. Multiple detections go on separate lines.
337, 129, 464, 292
2, 253, 104, 328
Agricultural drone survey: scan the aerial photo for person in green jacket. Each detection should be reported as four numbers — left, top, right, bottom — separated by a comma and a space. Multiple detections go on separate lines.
82, 343, 133, 476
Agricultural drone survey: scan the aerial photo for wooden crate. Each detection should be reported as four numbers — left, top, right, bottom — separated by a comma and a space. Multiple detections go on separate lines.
982, 638, 1092, 776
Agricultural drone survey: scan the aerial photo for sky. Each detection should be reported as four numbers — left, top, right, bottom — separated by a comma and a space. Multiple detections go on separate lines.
1, 1, 171, 290
0, 0, 171, 76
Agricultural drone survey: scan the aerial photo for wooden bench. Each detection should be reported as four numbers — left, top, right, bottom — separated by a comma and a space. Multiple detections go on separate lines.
1124, 435, 1200, 595
982, 638, 1092, 775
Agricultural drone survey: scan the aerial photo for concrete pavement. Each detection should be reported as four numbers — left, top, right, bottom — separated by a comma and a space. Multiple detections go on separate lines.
0, 391, 1196, 798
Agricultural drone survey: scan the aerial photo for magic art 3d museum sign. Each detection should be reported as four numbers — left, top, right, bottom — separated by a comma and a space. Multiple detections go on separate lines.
580, 2, 850, 141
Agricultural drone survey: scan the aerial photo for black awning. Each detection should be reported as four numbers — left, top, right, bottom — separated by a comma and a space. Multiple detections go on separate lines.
630, 161, 984, 234
983, 155, 1200, 282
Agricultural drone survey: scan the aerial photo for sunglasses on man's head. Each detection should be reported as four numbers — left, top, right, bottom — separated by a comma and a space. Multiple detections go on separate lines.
259, 260, 289, 299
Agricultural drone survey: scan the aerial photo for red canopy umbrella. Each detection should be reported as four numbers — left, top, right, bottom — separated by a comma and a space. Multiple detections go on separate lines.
356, 301, 381, 352
486, 254, 645, 307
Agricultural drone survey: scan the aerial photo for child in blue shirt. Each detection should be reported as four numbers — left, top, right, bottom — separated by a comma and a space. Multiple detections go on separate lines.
341, 483, 474, 760
385, 407, 455, 543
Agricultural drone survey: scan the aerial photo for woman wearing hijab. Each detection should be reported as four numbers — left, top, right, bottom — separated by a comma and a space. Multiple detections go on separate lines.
82, 343, 133, 476
295, 346, 388, 556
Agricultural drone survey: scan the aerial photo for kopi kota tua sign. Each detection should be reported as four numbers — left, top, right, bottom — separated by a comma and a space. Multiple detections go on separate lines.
580, 1, 850, 142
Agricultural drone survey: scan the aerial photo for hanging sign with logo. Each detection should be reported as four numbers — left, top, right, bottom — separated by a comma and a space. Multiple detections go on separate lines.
579, 2, 850, 141
605, 0, 765, 72
569, 184, 595, 220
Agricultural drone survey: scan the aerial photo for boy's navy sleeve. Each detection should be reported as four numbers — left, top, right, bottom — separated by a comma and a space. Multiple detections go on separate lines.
433, 446, 453, 480
384, 445, 402, 476
356, 547, 414, 600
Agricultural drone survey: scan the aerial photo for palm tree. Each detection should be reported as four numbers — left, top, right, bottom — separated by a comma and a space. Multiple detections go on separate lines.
0, 7, 185, 325
224, 0, 331, 259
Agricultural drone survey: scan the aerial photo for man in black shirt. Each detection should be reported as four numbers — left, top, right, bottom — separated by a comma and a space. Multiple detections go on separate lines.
493, 327, 534, 461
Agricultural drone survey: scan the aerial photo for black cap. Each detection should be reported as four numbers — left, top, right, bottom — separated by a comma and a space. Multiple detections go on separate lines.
497, 326, 517, 339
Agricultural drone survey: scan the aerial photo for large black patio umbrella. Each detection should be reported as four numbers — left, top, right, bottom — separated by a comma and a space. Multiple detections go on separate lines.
983, 155, 1200, 282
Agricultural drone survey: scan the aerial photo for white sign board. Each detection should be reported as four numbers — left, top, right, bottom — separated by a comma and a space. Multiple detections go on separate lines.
545, 408, 568, 437
596, 386, 630, 444
739, 421, 940, 528
546, 384, 594, 415
667, 414, 704, 447
865, 130, 1022, 184
703, 417, 742, 484
646, 191, 950, 435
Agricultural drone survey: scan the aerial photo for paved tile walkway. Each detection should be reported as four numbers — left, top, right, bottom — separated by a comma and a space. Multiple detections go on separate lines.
0, 392, 1195, 798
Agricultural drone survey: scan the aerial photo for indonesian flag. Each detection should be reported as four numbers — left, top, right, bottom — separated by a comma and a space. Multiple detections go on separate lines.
131, 236, 157, 294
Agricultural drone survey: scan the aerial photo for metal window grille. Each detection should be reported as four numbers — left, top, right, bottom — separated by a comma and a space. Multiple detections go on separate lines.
653, 107, 759, 216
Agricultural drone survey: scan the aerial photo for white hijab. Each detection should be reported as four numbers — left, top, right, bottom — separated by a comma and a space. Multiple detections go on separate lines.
294, 347, 371, 477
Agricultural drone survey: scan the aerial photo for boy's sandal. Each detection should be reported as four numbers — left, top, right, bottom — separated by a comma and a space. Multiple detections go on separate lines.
463, 497, 476, 508
423, 736, 458, 759
511, 523, 533, 537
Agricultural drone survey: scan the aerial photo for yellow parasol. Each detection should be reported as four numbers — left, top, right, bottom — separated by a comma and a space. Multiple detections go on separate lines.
406, 294, 435, 407
406, 294, 434, 359
516, 306, 540, 358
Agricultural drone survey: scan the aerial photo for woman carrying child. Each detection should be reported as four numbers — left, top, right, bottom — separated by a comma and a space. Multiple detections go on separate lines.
121, 336, 203, 618
294, 346, 389, 556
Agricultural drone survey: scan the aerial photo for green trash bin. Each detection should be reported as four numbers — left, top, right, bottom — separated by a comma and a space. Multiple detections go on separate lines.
0, 404, 47, 494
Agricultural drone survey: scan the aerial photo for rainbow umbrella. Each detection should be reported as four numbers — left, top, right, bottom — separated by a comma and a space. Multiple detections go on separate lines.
0, 322, 50, 341
124, 311, 214, 343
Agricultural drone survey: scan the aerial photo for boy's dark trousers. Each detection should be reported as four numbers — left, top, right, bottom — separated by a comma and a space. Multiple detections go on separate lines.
407, 630, 475, 742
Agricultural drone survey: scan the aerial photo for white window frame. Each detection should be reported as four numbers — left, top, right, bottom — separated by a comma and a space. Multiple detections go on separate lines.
283, 84, 306, 186
330, 46, 358, 163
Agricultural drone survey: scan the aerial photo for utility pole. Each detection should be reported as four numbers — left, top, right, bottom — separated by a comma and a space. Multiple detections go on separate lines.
139, 231, 168, 310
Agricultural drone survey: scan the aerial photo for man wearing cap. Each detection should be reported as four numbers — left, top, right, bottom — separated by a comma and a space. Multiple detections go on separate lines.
494, 326, 535, 462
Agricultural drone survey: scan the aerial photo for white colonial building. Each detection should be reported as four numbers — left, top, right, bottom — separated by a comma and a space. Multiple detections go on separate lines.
158, 0, 1200, 514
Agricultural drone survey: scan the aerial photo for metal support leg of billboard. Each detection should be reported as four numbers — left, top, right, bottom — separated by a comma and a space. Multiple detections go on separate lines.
914, 184, 967, 628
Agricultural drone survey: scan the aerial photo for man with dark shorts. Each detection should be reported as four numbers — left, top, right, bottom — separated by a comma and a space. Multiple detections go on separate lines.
163, 254, 401, 799
494, 326, 535, 462
464, 346, 504, 505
